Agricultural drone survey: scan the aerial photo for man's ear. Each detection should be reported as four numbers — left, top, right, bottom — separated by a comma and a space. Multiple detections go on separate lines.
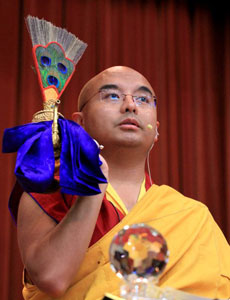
156, 121, 160, 130
72, 112, 84, 126
154, 121, 160, 142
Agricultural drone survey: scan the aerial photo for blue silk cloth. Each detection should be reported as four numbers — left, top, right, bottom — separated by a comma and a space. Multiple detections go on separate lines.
2, 119, 107, 195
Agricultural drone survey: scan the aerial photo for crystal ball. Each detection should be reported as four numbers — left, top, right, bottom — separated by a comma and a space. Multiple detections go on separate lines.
109, 223, 169, 280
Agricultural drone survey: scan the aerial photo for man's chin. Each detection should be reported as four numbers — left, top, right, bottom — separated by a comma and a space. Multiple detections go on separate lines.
114, 136, 144, 148
99, 131, 148, 149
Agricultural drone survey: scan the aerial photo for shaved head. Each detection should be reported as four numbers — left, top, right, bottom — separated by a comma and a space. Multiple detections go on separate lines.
77, 66, 154, 111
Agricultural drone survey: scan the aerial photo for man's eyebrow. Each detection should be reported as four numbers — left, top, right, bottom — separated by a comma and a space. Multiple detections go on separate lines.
136, 86, 153, 95
98, 84, 153, 96
99, 84, 119, 91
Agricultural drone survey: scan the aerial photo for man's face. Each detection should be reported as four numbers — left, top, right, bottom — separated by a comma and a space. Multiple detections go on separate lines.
75, 67, 158, 152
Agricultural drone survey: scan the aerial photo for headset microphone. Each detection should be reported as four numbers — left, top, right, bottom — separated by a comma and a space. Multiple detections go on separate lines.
147, 124, 159, 139
93, 139, 104, 150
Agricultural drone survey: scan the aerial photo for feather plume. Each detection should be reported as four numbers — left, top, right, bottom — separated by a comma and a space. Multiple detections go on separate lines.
26, 15, 87, 64
25, 15, 87, 102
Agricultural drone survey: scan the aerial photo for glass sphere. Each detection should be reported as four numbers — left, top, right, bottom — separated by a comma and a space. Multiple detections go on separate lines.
109, 223, 169, 280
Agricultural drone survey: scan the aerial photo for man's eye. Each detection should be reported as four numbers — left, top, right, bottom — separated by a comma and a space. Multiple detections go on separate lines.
136, 96, 149, 103
102, 93, 120, 100
109, 93, 120, 100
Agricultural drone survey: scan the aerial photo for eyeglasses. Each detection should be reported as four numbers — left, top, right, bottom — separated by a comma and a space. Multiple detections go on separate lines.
80, 89, 157, 111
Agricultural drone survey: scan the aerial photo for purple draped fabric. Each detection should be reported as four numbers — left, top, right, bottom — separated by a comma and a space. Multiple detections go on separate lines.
2, 119, 107, 195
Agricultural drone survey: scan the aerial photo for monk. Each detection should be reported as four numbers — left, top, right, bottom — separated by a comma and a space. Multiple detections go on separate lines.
16, 66, 229, 299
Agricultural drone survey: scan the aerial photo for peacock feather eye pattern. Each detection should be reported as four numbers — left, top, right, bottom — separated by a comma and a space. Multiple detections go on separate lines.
35, 42, 74, 94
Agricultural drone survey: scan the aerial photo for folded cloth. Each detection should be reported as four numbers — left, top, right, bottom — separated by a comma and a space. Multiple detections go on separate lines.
2, 118, 107, 195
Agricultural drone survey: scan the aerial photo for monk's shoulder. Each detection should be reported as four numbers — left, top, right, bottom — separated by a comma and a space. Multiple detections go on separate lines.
151, 184, 209, 215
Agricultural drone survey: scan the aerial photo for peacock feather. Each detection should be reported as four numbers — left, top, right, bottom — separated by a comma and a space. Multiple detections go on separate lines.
26, 16, 87, 102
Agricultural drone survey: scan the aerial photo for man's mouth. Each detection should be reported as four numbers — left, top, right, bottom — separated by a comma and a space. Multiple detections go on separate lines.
119, 118, 140, 129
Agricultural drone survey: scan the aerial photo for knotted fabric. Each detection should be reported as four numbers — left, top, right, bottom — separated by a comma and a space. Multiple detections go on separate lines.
2, 119, 107, 195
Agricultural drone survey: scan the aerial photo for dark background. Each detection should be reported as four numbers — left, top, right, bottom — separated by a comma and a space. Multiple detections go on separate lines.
0, 0, 229, 299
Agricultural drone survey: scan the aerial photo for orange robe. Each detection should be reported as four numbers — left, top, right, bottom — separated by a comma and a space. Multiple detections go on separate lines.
23, 184, 230, 300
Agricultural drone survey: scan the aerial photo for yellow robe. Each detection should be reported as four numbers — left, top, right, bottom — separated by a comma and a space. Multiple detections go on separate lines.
23, 184, 230, 300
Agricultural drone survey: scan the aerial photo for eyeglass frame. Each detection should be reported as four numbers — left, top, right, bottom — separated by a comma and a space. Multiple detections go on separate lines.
79, 88, 157, 111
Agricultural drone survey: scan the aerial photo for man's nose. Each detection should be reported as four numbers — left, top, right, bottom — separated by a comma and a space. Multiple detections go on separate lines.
120, 94, 137, 113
